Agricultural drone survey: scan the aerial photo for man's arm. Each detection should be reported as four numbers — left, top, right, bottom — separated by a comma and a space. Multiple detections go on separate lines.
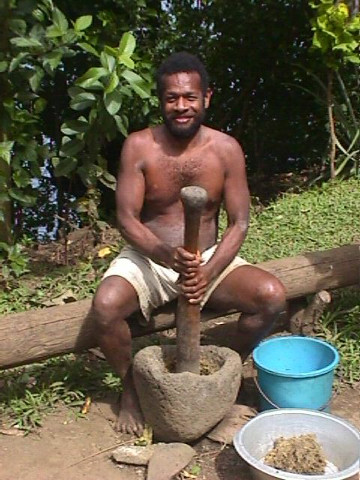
206, 136, 250, 278
115, 132, 174, 267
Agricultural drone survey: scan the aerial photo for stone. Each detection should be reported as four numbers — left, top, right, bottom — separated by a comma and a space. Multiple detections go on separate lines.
147, 443, 196, 480
112, 445, 156, 465
133, 345, 242, 442
206, 404, 257, 445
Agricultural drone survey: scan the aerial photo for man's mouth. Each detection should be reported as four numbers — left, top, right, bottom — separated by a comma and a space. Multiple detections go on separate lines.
173, 116, 192, 124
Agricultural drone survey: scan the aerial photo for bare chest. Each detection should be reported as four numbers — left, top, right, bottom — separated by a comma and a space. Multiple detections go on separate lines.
144, 154, 224, 204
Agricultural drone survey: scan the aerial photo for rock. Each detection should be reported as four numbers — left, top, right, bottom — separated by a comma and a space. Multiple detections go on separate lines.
112, 445, 156, 465
147, 443, 196, 480
133, 345, 242, 442
207, 404, 257, 445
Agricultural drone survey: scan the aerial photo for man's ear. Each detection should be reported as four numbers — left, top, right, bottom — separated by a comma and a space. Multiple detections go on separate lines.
204, 88, 213, 109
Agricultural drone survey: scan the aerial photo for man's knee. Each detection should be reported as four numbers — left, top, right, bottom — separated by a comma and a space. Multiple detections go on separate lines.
257, 278, 286, 315
92, 277, 138, 330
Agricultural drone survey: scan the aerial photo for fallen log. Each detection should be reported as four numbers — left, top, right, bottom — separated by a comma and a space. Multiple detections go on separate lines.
0, 244, 358, 370
289, 290, 332, 335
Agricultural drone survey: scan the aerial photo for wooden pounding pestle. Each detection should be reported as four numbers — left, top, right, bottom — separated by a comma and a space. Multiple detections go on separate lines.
176, 185, 208, 374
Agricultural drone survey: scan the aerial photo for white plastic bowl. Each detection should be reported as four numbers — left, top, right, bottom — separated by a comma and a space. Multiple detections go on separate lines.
233, 409, 360, 480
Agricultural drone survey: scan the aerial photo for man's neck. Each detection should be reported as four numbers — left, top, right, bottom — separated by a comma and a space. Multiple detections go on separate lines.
162, 124, 205, 153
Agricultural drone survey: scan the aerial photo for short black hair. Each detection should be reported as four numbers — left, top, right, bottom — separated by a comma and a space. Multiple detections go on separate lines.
156, 51, 209, 97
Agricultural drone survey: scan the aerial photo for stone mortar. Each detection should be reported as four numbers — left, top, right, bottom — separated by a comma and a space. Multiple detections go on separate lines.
133, 344, 242, 442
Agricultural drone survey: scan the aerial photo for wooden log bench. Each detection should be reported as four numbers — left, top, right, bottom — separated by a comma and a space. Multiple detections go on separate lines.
0, 244, 358, 370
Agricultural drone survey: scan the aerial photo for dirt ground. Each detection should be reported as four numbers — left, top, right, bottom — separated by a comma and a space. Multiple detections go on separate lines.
1, 320, 359, 480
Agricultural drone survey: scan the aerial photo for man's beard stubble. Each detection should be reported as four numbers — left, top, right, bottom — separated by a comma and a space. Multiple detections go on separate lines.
162, 106, 206, 139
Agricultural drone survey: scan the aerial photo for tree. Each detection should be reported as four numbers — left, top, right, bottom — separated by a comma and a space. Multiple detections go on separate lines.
0, 0, 156, 252
309, 0, 360, 178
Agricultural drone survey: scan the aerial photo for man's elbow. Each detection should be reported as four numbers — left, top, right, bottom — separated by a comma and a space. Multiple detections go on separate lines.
116, 215, 134, 240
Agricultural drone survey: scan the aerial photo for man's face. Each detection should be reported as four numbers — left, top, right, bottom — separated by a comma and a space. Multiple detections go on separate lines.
160, 71, 211, 139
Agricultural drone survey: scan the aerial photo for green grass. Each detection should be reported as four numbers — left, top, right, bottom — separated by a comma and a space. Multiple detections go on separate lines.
0, 258, 111, 316
240, 178, 360, 262
0, 178, 359, 431
316, 287, 360, 385
0, 353, 122, 432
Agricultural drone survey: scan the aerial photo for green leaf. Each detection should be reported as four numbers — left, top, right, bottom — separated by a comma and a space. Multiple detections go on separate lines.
114, 115, 128, 137
34, 98, 47, 114
99, 171, 116, 190
83, 80, 105, 91
30, 23, 45, 41
104, 90, 122, 115
121, 69, 150, 98
0, 61, 8, 73
9, 19, 27, 36
8, 188, 36, 206
131, 83, 151, 99
118, 32, 136, 57
53, 157, 78, 177
70, 92, 97, 111
122, 70, 144, 83
68, 86, 84, 99
60, 137, 85, 157
52, 7, 68, 33
32, 8, 45, 22
119, 54, 134, 69
9, 52, 29, 72
104, 46, 118, 57
29, 67, 44, 92
0, 141, 14, 164
100, 52, 116, 73
76, 67, 108, 88
345, 55, 360, 64
0, 241, 10, 252
105, 71, 119, 94
74, 15, 92, 31
61, 119, 89, 135
63, 30, 78, 44
10, 37, 43, 48
78, 42, 99, 57
46, 25, 65, 38
13, 168, 31, 188
42, 51, 63, 72
119, 85, 133, 97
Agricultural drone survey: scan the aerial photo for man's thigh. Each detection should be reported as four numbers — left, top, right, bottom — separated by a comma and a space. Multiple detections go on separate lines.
206, 265, 284, 314
95, 275, 141, 319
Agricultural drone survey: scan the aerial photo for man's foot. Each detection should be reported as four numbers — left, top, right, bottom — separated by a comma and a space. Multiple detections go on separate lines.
115, 382, 144, 436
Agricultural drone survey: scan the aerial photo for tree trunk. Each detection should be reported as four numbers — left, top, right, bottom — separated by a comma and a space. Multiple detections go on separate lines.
0, 244, 358, 369
327, 68, 337, 179
0, 2, 12, 245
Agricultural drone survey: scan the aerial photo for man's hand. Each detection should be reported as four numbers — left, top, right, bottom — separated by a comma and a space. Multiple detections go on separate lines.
172, 247, 213, 304
172, 246, 202, 277
181, 264, 212, 304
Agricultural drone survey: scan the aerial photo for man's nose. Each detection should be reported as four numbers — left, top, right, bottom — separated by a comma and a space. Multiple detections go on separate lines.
175, 97, 187, 111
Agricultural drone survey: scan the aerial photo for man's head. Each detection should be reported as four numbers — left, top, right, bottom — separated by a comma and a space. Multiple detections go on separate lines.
156, 52, 209, 97
156, 52, 211, 139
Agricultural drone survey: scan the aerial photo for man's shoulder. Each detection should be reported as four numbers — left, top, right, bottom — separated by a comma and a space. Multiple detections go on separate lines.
125, 127, 153, 146
205, 126, 243, 154
121, 128, 158, 161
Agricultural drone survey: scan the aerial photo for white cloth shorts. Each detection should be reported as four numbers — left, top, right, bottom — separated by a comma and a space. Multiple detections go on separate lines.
102, 244, 249, 323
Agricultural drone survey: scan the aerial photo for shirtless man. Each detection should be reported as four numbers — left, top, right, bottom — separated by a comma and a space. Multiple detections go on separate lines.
92, 52, 286, 436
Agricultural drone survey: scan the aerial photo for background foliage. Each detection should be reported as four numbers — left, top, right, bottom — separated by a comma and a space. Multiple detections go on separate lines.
0, 0, 359, 277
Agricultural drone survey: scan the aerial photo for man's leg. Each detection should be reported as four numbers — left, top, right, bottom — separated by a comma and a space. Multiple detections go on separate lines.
91, 275, 143, 435
206, 265, 286, 361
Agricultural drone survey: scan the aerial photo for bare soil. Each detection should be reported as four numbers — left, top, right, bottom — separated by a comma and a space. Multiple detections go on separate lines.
0, 323, 359, 480
1, 230, 359, 479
